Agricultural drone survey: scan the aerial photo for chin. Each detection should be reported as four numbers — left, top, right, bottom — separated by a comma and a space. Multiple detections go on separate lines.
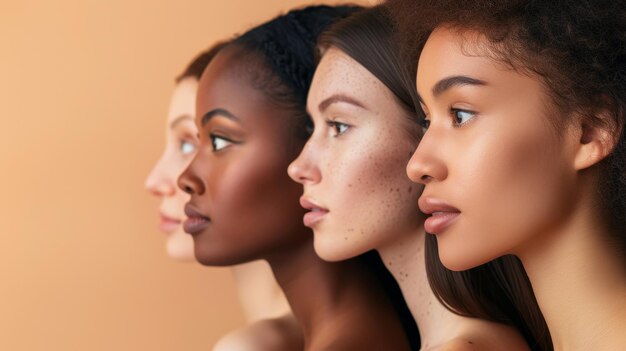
313, 235, 357, 262
192, 241, 254, 267
166, 232, 195, 261
438, 242, 495, 272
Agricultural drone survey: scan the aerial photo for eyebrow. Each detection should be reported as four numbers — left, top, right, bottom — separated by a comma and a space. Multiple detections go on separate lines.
169, 114, 193, 129
201, 108, 240, 127
432, 75, 487, 97
317, 94, 368, 113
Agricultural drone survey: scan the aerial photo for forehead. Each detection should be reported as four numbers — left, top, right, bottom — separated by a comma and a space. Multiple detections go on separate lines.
417, 27, 542, 96
308, 48, 397, 112
196, 47, 281, 123
418, 28, 495, 81
168, 77, 198, 122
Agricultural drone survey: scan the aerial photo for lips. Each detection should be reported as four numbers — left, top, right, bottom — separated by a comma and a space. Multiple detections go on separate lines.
159, 213, 181, 234
183, 203, 211, 235
299, 197, 329, 228
418, 196, 461, 234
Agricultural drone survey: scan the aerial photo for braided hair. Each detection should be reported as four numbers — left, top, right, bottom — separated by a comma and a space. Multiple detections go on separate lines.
227, 5, 361, 139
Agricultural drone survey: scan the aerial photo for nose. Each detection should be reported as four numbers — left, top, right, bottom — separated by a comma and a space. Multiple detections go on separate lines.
177, 155, 205, 195
406, 130, 448, 185
145, 156, 176, 197
288, 141, 321, 185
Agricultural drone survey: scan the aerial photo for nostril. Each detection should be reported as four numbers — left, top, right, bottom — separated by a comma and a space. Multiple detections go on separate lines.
183, 185, 194, 195
420, 175, 432, 182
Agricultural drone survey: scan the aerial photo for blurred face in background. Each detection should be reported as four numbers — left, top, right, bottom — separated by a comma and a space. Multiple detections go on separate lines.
145, 77, 199, 260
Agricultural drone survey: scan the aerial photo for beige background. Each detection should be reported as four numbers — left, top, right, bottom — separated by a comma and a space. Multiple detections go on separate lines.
0, 0, 369, 350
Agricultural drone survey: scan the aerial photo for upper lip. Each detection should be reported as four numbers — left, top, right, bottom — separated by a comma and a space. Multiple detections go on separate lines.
184, 203, 210, 220
159, 212, 181, 223
299, 197, 328, 212
418, 196, 460, 215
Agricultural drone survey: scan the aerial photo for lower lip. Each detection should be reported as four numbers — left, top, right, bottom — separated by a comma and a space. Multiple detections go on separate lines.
303, 210, 328, 227
424, 212, 460, 234
183, 217, 211, 235
159, 219, 181, 233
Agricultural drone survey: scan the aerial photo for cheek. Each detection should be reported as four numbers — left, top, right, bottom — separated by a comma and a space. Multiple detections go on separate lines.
210, 147, 305, 240
441, 117, 574, 268
326, 129, 421, 247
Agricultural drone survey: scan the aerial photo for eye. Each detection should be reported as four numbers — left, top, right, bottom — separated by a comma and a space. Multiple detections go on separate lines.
180, 139, 197, 155
451, 108, 476, 126
327, 120, 350, 137
304, 120, 315, 136
418, 118, 430, 131
210, 134, 234, 151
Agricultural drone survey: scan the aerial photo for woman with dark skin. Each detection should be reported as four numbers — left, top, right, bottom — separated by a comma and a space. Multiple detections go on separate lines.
145, 43, 302, 351
391, 0, 626, 349
178, 5, 413, 350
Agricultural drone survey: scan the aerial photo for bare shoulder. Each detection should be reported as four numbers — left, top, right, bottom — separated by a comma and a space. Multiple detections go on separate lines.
212, 315, 302, 351
431, 338, 483, 351
432, 329, 530, 351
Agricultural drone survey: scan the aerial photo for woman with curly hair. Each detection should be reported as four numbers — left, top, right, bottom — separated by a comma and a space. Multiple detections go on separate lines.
389, 0, 626, 349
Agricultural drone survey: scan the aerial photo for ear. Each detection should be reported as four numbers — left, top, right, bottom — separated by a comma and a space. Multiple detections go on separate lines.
573, 110, 618, 170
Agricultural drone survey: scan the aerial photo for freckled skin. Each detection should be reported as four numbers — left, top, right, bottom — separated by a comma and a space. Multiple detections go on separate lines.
289, 48, 423, 262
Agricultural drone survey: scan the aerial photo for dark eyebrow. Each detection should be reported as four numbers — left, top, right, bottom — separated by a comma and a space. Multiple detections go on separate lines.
432, 75, 487, 97
201, 108, 240, 127
318, 94, 368, 113
169, 114, 193, 129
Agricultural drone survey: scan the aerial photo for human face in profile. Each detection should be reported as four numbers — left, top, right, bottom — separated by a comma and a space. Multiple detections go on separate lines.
289, 48, 423, 262
178, 47, 309, 265
407, 27, 580, 270
145, 77, 198, 260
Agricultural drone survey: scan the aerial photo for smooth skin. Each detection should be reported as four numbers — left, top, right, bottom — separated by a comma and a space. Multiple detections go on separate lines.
145, 77, 299, 351
408, 27, 626, 350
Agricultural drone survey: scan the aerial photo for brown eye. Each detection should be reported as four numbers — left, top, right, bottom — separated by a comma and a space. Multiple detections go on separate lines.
327, 121, 350, 136
451, 108, 476, 126
209, 134, 234, 151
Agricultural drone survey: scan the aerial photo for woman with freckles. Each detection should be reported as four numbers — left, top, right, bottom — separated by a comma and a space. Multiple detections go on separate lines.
289, 6, 544, 350
177, 5, 416, 351
391, 0, 626, 349
145, 42, 303, 351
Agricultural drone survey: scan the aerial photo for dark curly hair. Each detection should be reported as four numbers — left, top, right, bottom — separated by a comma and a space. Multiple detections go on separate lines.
322, 4, 551, 350
175, 40, 229, 83
388, 0, 626, 237
386, 0, 626, 349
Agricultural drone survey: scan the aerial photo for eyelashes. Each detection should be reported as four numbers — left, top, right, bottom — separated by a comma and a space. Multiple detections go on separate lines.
326, 120, 350, 137
418, 107, 477, 130
209, 134, 239, 152
451, 108, 476, 127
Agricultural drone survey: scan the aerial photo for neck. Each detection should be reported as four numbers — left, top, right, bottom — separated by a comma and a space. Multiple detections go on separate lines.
230, 261, 290, 322
377, 229, 468, 349
266, 236, 370, 344
519, 204, 626, 351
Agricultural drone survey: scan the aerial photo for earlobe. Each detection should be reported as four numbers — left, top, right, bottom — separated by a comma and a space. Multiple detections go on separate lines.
573, 112, 618, 170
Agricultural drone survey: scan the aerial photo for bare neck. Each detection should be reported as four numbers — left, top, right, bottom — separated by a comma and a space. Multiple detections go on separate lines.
266, 236, 382, 346
519, 207, 626, 351
377, 229, 469, 349
230, 261, 290, 322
